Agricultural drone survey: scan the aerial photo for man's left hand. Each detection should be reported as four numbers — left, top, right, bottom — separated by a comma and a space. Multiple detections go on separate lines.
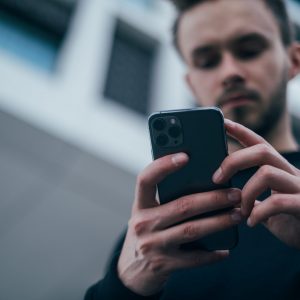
213, 119, 300, 250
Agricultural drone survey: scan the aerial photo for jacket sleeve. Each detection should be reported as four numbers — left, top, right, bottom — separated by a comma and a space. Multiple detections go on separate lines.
84, 230, 163, 300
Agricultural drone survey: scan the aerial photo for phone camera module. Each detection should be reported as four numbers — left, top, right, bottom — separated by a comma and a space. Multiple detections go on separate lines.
168, 126, 181, 138
153, 118, 166, 131
156, 134, 169, 147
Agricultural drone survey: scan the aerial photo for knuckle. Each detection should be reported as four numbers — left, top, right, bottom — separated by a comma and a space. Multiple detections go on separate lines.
258, 143, 271, 157
215, 213, 233, 229
136, 238, 155, 256
221, 156, 231, 169
136, 174, 149, 189
182, 223, 198, 241
222, 154, 238, 172
211, 191, 223, 205
160, 161, 171, 173
130, 215, 150, 236
217, 214, 230, 228
148, 256, 166, 274
269, 194, 284, 208
175, 197, 192, 218
258, 165, 275, 179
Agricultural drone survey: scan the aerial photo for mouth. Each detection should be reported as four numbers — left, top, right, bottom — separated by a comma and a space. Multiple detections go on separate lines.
220, 94, 256, 110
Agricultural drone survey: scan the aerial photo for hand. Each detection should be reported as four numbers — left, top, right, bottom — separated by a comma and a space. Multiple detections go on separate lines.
118, 153, 242, 296
213, 119, 300, 249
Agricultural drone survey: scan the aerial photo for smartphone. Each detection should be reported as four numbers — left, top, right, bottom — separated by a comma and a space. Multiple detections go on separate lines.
148, 107, 238, 251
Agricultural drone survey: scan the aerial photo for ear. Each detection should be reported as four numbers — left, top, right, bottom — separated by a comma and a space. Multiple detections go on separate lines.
288, 42, 300, 80
185, 72, 197, 97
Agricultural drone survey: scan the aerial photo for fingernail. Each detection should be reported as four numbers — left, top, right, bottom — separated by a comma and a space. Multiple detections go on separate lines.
228, 190, 240, 203
224, 119, 235, 127
247, 217, 253, 227
217, 250, 230, 258
213, 167, 223, 183
172, 153, 188, 167
231, 210, 242, 222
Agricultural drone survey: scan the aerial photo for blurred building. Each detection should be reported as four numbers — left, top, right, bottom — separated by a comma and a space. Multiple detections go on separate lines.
0, 1, 299, 300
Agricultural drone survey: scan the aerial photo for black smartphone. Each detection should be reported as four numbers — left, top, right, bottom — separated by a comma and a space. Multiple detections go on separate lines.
148, 107, 238, 251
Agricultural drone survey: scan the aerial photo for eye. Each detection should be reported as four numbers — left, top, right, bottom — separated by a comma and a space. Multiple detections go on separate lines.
233, 38, 269, 61
192, 50, 221, 70
235, 46, 263, 60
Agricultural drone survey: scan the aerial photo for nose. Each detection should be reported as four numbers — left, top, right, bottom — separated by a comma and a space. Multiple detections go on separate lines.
220, 52, 246, 89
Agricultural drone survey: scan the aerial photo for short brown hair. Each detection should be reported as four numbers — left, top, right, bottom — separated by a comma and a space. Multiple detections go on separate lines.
170, 0, 294, 54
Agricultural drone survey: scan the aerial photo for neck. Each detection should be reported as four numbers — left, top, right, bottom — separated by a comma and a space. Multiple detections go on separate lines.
265, 111, 298, 153
228, 110, 299, 154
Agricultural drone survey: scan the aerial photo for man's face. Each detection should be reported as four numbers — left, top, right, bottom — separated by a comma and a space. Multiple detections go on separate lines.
178, 0, 292, 135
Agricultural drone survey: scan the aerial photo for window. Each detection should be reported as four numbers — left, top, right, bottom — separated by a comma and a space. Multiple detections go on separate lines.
103, 20, 158, 115
0, 0, 78, 71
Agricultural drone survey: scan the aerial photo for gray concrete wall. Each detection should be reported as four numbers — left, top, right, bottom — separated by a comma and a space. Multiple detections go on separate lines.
0, 109, 136, 300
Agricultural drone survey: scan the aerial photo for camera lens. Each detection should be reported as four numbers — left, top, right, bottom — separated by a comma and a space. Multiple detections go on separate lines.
153, 118, 166, 131
168, 126, 181, 138
156, 134, 169, 146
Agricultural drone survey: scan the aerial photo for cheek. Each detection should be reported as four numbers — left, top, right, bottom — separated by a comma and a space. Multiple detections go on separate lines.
249, 51, 286, 99
190, 72, 219, 105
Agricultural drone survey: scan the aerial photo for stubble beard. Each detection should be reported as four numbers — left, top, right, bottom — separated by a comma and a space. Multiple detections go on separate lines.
227, 75, 288, 139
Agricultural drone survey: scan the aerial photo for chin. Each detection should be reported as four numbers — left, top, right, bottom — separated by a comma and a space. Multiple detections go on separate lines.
224, 108, 262, 130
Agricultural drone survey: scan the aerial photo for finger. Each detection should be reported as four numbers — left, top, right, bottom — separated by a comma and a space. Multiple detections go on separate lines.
223, 119, 297, 176
154, 188, 241, 229
241, 165, 300, 216
247, 194, 300, 227
224, 119, 266, 147
158, 208, 242, 246
133, 153, 189, 211
166, 249, 229, 272
213, 143, 295, 184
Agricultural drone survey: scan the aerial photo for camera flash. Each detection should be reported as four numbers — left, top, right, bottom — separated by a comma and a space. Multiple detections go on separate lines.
170, 118, 176, 125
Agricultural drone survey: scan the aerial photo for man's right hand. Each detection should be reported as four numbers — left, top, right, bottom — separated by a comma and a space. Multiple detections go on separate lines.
117, 153, 242, 296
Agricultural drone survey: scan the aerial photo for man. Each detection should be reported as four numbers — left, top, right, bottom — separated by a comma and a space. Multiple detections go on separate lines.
85, 0, 300, 299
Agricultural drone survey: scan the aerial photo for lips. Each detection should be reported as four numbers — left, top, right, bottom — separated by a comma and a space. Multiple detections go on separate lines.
219, 93, 257, 110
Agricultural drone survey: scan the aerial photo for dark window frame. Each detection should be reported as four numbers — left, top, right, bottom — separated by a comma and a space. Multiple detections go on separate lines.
103, 19, 159, 116
0, 0, 77, 44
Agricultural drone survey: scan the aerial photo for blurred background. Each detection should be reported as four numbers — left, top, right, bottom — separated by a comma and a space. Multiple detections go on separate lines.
0, 0, 299, 299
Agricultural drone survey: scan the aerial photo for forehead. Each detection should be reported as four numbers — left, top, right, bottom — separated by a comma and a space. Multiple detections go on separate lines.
178, 0, 281, 60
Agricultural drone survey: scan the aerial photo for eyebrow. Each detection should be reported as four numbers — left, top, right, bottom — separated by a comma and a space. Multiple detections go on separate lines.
191, 45, 217, 58
232, 33, 269, 45
190, 32, 269, 58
